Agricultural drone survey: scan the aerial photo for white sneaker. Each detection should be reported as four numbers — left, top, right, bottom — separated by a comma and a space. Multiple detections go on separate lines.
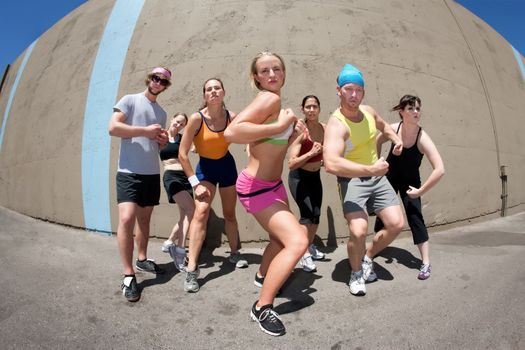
169, 245, 186, 271
349, 271, 366, 296
229, 251, 248, 268
300, 255, 317, 272
161, 239, 175, 253
308, 244, 325, 260
362, 255, 377, 282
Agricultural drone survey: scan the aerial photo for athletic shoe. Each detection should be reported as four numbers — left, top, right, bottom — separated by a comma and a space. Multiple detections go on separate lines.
418, 264, 432, 280
299, 255, 317, 272
254, 272, 265, 288
121, 275, 140, 302
308, 244, 325, 260
250, 301, 286, 336
169, 245, 187, 272
362, 255, 377, 282
161, 239, 175, 253
135, 259, 165, 274
349, 270, 366, 296
254, 273, 282, 295
228, 251, 248, 268
184, 269, 200, 292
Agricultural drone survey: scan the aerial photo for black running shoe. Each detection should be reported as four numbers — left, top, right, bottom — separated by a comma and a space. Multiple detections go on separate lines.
250, 301, 286, 336
254, 273, 283, 296
121, 275, 140, 302
135, 259, 165, 274
254, 272, 264, 288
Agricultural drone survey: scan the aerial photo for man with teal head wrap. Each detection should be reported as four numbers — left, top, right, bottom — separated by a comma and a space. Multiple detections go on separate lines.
323, 63, 405, 297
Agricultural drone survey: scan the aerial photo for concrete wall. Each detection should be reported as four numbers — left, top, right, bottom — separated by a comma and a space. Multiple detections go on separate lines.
1, 0, 524, 243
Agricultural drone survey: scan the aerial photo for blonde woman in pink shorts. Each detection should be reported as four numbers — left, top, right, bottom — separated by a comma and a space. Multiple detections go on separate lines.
225, 52, 308, 337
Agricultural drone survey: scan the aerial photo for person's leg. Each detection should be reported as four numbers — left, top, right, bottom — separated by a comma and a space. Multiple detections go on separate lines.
186, 181, 216, 272
290, 170, 319, 269
366, 205, 404, 258
345, 211, 369, 295
345, 211, 369, 272
403, 194, 429, 264
134, 205, 154, 261
117, 202, 138, 275
219, 185, 240, 252
418, 241, 430, 265
253, 202, 309, 306
173, 191, 195, 246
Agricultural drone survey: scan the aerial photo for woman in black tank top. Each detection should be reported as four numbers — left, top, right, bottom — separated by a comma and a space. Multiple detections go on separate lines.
375, 95, 445, 280
159, 113, 195, 271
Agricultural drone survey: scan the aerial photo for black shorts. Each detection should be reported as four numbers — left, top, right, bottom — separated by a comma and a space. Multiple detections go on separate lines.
116, 172, 161, 207
162, 170, 193, 203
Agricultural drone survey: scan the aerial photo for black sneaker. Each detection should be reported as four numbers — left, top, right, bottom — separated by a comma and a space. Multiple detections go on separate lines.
135, 259, 165, 274
121, 275, 140, 302
254, 273, 283, 296
254, 272, 264, 288
250, 301, 286, 336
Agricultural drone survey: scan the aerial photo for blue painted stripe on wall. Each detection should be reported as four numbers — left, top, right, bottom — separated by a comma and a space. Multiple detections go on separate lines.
0, 40, 38, 154
512, 45, 525, 81
82, 0, 145, 234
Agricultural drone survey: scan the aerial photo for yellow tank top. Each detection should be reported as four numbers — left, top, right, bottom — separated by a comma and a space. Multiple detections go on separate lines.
193, 110, 231, 159
332, 106, 378, 165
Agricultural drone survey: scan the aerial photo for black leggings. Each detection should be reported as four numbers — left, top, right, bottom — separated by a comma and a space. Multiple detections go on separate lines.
374, 181, 428, 245
288, 168, 323, 225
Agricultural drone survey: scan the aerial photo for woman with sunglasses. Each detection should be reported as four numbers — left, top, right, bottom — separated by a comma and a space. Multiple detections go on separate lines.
374, 95, 445, 280
159, 113, 195, 271
287, 95, 326, 272
178, 78, 247, 293
224, 52, 309, 337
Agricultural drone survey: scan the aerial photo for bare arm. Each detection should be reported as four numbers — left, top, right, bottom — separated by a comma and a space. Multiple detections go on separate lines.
178, 113, 200, 178
323, 116, 388, 178
376, 122, 400, 157
224, 92, 294, 144
178, 113, 211, 200
108, 110, 162, 139
288, 131, 322, 170
366, 106, 403, 155
407, 131, 445, 198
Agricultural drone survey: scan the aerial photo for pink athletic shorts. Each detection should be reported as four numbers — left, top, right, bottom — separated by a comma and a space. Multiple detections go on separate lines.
236, 170, 288, 214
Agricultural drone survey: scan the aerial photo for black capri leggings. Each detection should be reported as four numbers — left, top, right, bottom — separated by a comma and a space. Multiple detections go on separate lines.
374, 181, 429, 245
288, 168, 323, 225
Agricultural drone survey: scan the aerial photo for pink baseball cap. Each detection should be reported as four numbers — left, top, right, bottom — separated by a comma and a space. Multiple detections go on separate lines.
151, 67, 171, 80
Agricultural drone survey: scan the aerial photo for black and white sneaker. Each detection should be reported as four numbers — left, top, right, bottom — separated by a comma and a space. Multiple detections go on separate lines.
135, 259, 165, 274
250, 301, 286, 336
253, 273, 283, 296
254, 272, 265, 288
121, 275, 140, 302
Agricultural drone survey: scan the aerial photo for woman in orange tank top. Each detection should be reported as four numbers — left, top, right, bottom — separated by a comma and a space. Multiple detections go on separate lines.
178, 78, 247, 293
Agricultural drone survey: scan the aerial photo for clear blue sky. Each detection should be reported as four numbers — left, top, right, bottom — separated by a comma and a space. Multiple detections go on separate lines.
0, 0, 523, 74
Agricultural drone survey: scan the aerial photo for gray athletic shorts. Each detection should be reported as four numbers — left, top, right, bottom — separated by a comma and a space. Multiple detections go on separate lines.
337, 176, 399, 215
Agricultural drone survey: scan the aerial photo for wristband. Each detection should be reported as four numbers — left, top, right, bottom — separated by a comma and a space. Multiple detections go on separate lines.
188, 175, 200, 187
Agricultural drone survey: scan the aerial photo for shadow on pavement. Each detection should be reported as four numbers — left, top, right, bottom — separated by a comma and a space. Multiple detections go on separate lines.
274, 268, 317, 315
378, 246, 421, 271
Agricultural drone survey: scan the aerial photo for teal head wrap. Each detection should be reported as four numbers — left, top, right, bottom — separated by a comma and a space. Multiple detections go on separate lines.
337, 64, 364, 88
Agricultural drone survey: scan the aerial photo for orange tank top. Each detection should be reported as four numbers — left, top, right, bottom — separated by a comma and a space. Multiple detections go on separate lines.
193, 110, 231, 159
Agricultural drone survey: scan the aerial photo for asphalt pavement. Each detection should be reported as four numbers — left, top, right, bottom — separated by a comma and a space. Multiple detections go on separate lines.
0, 206, 524, 349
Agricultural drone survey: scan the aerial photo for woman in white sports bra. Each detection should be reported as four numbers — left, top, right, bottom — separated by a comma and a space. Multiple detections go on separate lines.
225, 51, 308, 337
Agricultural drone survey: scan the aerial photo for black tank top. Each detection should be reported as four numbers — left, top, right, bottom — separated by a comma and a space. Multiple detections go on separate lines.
386, 122, 423, 187
159, 133, 182, 161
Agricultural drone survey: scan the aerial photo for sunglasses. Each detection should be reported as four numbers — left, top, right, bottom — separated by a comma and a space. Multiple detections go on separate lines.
151, 75, 170, 86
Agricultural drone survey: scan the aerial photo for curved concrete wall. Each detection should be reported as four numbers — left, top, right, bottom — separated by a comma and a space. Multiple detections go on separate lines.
1, 0, 524, 243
